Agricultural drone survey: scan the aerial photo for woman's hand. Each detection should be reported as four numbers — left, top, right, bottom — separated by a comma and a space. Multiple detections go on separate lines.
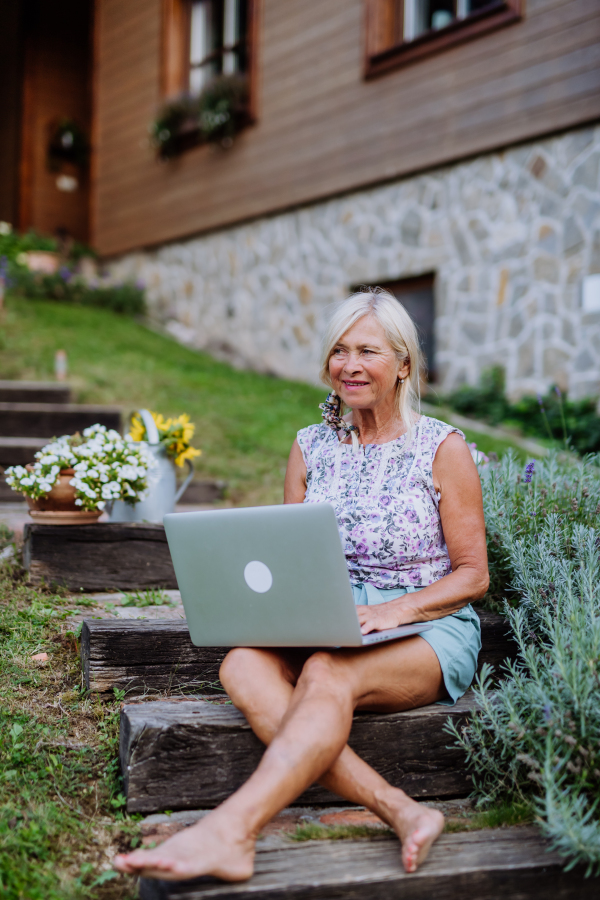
356, 601, 407, 635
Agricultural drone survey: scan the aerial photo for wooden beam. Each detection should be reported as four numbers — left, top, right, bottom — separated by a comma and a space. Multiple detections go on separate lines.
121, 694, 477, 812
138, 825, 594, 900
82, 619, 227, 697
24, 523, 177, 591
83, 609, 517, 697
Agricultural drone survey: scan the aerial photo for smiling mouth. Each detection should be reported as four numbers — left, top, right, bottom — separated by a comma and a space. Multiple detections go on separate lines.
343, 380, 369, 387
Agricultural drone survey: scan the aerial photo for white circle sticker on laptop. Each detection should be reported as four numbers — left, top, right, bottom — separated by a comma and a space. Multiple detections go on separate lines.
243, 560, 273, 593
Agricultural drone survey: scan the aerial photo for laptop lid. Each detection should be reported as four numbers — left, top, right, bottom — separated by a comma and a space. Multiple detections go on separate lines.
163, 503, 366, 647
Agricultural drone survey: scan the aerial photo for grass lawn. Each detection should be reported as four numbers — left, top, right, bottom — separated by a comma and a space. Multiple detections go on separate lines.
0, 556, 138, 900
1, 297, 527, 505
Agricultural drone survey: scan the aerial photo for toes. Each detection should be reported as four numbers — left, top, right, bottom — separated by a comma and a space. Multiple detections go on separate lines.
113, 854, 136, 873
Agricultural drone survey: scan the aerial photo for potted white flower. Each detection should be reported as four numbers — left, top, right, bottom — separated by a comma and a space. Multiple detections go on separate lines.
5, 425, 157, 524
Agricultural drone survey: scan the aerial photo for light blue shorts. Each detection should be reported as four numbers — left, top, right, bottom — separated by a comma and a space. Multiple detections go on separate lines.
352, 583, 481, 706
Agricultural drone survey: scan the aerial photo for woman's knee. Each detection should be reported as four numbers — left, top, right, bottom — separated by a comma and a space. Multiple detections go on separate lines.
219, 647, 292, 702
298, 651, 353, 698
219, 647, 264, 694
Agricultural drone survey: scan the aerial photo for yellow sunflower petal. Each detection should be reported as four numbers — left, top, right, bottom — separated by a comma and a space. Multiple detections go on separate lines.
174, 446, 201, 467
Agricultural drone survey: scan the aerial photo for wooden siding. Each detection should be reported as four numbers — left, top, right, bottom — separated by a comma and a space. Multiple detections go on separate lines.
93, 0, 600, 257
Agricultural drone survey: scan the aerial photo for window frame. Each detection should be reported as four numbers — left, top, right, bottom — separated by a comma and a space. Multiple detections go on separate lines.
161, 0, 259, 116
364, 0, 523, 79
188, 0, 249, 96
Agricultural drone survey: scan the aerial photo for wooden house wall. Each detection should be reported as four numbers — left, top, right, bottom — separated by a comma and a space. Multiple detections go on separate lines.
93, 0, 600, 257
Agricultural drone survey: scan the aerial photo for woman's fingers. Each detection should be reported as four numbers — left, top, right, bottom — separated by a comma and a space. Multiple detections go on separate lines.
357, 602, 403, 633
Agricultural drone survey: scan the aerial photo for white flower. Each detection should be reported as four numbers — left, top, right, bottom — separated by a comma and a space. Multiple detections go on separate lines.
75, 498, 83, 506
0, 221, 12, 235
97, 500, 106, 510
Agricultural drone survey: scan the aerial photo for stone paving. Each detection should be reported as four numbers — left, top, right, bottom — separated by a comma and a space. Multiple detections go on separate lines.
109, 124, 600, 400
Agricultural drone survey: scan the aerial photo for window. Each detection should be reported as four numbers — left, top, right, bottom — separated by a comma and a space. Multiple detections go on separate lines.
161, 0, 255, 98
381, 275, 436, 380
189, 0, 248, 95
365, 0, 522, 78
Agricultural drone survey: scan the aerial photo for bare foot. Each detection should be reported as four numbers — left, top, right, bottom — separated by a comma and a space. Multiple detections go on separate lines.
377, 790, 444, 873
113, 811, 255, 882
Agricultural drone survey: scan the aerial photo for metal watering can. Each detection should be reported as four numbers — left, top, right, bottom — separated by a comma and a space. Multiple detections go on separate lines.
109, 409, 195, 523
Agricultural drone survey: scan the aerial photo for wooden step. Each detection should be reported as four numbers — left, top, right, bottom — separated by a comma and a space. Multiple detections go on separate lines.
0, 401, 121, 438
178, 480, 227, 505
0, 436, 51, 470
0, 379, 72, 404
138, 826, 592, 900
24, 523, 177, 591
120, 694, 476, 813
82, 620, 226, 696
83, 609, 516, 697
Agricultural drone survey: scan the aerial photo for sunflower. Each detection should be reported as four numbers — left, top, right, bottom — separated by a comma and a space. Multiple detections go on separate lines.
129, 411, 201, 466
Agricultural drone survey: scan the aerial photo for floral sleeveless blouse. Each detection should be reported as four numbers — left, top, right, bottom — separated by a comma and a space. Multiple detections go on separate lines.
296, 416, 464, 589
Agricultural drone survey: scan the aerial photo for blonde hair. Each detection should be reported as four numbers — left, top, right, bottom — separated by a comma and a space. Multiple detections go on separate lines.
320, 287, 422, 445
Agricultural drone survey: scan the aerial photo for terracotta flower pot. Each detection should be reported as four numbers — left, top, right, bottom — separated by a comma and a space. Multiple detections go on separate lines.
25, 466, 102, 525
25, 251, 60, 274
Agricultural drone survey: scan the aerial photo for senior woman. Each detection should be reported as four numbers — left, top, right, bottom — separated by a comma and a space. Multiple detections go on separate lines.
115, 288, 489, 882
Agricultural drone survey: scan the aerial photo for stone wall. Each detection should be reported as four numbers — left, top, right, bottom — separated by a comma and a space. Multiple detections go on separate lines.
110, 123, 600, 399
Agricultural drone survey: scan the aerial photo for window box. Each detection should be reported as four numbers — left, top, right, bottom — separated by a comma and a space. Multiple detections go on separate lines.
151, 74, 250, 159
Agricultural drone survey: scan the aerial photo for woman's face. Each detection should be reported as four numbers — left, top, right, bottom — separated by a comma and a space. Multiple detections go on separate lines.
328, 315, 409, 412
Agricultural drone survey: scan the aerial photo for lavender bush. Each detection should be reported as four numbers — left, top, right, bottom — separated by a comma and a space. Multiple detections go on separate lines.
449, 454, 600, 876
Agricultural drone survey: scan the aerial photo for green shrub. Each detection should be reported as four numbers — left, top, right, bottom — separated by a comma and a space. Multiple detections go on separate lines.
449, 455, 600, 877
446, 366, 510, 425
441, 366, 600, 455
0, 227, 57, 261
5, 266, 145, 316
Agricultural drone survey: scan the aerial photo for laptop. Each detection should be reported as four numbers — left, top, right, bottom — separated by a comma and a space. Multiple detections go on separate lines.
163, 502, 432, 647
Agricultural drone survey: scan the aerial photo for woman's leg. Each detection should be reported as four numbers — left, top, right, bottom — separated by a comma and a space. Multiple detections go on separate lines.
114, 637, 445, 881
220, 644, 446, 873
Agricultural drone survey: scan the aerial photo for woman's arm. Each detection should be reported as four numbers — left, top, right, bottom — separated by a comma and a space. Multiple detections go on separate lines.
284, 440, 307, 504
357, 433, 489, 634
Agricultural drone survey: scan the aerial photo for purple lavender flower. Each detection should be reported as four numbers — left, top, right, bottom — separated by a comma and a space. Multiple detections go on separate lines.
0, 255, 13, 287
58, 266, 72, 282
524, 460, 535, 483
135, 278, 146, 290
554, 386, 562, 398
